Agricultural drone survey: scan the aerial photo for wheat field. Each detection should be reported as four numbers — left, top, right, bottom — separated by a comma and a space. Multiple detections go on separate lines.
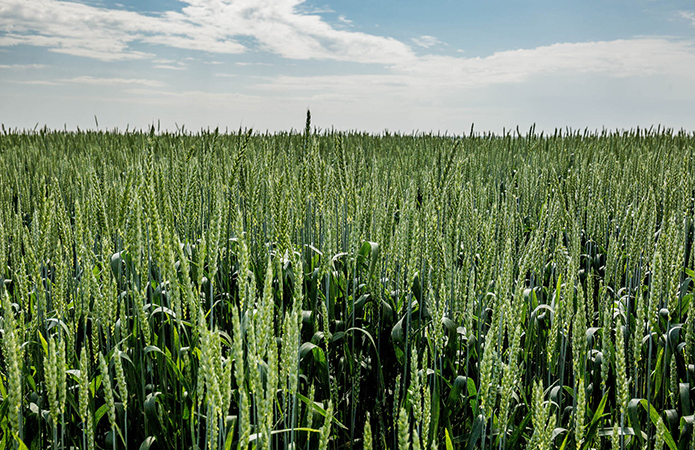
1, 117, 694, 450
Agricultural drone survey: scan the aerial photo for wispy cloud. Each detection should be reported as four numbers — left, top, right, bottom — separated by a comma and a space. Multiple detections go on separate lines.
0, 0, 412, 64
153, 65, 186, 70
0, 0, 243, 61
400, 38, 695, 88
61, 76, 166, 87
4, 0, 690, 87
235, 62, 273, 67
411, 35, 442, 49
153, 60, 188, 70
337, 15, 352, 26
679, 11, 695, 25
259, 38, 695, 97
0, 64, 47, 69
7, 79, 60, 85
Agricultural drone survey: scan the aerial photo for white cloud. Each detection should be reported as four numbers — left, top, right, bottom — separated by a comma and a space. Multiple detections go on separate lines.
680, 11, 695, 25
411, 35, 442, 49
241, 36, 695, 132
7, 79, 60, 85
0, 0, 244, 61
235, 62, 272, 66
396, 38, 695, 90
0, 64, 47, 69
3, 0, 690, 87
295, 4, 334, 15
259, 38, 695, 97
61, 76, 166, 87
153, 65, 186, 70
0, 0, 413, 64
153, 60, 188, 70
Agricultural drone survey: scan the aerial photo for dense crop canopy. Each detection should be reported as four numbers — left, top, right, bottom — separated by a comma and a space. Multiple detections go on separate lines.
0, 120, 694, 450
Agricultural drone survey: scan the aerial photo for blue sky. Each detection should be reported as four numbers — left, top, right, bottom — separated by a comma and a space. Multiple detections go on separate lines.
1, 0, 695, 133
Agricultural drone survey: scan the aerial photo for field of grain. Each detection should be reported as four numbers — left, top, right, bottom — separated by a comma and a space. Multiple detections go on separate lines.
1, 118, 694, 450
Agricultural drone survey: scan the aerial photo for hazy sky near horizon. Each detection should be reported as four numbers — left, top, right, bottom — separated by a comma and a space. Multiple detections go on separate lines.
1, 0, 695, 134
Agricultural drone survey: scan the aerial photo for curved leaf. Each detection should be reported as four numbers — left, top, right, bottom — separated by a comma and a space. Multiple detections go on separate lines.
640, 399, 678, 450
139, 436, 156, 450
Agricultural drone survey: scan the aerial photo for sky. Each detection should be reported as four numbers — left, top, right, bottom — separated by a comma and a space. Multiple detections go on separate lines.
1, 0, 695, 134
